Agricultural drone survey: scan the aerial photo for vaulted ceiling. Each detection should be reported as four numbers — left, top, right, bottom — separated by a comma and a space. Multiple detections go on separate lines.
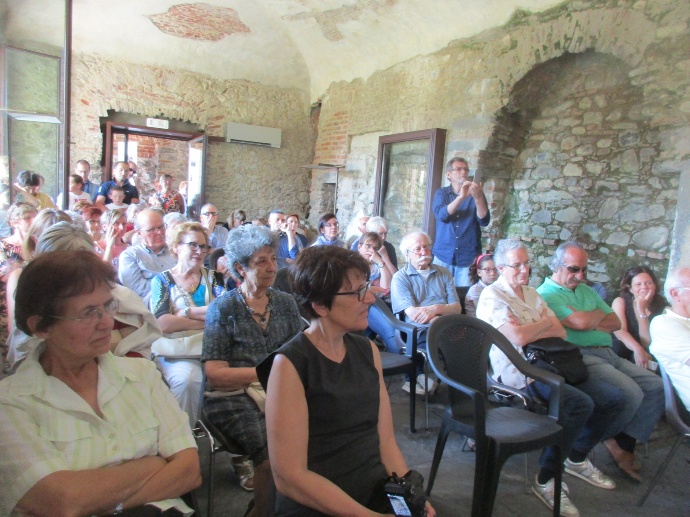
4, 0, 564, 101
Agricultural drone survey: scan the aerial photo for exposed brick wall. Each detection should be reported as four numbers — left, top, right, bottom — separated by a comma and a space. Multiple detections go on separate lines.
147, 3, 250, 41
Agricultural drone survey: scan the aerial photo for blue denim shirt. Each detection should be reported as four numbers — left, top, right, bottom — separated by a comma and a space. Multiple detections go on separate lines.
432, 185, 490, 267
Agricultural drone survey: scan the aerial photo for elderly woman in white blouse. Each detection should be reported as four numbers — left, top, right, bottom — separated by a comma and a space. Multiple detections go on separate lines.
0, 250, 199, 516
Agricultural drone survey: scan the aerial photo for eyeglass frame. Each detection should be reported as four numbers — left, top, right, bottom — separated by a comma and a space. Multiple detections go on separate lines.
479, 267, 497, 273
333, 281, 371, 302
201, 211, 218, 217
139, 225, 165, 233
407, 244, 432, 256
48, 298, 120, 326
180, 241, 211, 253
503, 261, 531, 271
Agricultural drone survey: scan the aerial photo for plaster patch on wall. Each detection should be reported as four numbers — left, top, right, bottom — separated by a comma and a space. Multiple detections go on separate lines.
147, 3, 250, 41
284, 0, 398, 42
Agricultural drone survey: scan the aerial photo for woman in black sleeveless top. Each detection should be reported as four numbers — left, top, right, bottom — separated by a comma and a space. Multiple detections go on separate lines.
259, 246, 436, 517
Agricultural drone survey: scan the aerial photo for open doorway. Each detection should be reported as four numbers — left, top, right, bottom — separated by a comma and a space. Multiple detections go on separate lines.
102, 119, 207, 219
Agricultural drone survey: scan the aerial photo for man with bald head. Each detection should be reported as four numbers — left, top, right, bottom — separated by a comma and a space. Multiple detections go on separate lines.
538, 241, 663, 481
650, 267, 690, 411
118, 209, 176, 304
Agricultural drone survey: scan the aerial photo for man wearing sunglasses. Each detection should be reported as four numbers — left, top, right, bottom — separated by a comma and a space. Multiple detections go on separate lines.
538, 242, 663, 482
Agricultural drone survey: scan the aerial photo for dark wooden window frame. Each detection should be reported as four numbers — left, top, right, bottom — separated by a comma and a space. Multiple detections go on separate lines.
373, 128, 446, 241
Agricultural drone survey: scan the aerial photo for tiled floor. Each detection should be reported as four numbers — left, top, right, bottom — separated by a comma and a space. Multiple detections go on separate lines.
194, 375, 689, 516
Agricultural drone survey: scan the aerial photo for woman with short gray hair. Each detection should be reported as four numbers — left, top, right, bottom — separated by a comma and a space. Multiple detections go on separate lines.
202, 224, 303, 514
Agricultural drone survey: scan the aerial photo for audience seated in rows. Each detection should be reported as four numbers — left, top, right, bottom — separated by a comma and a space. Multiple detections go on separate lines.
6, 222, 158, 370
476, 239, 621, 517
537, 242, 664, 482
650, 267, 690, 411
202, 224, 303, 516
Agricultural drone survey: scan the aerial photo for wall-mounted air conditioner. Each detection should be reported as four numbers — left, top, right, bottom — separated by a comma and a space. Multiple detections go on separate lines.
226, 122, 281, 148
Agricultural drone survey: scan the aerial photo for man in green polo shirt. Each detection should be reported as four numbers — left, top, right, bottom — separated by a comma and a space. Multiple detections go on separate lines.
538, 242, 663, 483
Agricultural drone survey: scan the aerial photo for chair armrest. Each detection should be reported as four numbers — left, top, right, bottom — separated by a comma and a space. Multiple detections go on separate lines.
489, 333, 564, 422
372, 297, 420, 355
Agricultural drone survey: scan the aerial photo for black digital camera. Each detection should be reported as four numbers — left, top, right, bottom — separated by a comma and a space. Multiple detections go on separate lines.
384, 471, 426, 517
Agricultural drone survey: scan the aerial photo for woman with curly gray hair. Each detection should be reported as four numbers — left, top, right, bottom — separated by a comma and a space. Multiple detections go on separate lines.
202, 224, 303, 516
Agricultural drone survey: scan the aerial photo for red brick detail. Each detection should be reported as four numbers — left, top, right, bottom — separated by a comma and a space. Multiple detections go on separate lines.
147, 3, 250, 42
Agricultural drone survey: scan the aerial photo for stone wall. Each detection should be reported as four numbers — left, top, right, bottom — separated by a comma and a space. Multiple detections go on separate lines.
310, 0, 690, 290
70, 53, 314, 221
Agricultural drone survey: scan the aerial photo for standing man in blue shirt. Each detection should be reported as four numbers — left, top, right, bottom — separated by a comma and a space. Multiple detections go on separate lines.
432, 157, 490, 286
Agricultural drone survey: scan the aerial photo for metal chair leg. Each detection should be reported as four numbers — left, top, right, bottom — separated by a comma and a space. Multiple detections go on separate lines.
638, 435, 685, 506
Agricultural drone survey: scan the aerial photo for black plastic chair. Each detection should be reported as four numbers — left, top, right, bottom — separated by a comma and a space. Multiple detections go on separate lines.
371, 296, 426, 432
425, 314, 566, 517
637, 364, 690, 506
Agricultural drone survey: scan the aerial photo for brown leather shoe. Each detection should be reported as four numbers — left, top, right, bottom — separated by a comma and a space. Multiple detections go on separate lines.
604, 438, 642, 482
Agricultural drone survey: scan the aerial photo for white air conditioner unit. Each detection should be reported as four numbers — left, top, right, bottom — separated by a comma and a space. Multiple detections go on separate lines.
225, 122, 281, 148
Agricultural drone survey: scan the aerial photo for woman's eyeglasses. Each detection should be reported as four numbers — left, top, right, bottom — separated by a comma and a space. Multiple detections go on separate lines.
479, 267, 497, 273
50, 299, 120, 326
333, 281, 371, 302
181, 242, 211, 252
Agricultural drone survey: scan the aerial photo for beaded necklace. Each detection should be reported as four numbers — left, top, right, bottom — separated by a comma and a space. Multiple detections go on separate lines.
239, 287, 272, 328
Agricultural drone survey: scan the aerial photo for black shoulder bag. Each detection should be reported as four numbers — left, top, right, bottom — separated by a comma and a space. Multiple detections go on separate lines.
524, 336, 589, 385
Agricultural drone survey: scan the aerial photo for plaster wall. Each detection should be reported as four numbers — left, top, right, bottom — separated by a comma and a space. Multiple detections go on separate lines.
311, 0, 690, 288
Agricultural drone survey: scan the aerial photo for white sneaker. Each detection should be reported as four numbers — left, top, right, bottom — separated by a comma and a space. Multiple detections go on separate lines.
415, 374, 438, 396
402, 381, 412, 393
565, 458, 616, 489
532, 476, 580, 517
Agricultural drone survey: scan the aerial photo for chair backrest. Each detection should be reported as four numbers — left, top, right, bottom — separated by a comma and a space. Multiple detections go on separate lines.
427, 314, 563, 423
208, 247, 225, 270
659, 364, 690, 435
455, 286, 470, 314
427, 315, 494, 425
